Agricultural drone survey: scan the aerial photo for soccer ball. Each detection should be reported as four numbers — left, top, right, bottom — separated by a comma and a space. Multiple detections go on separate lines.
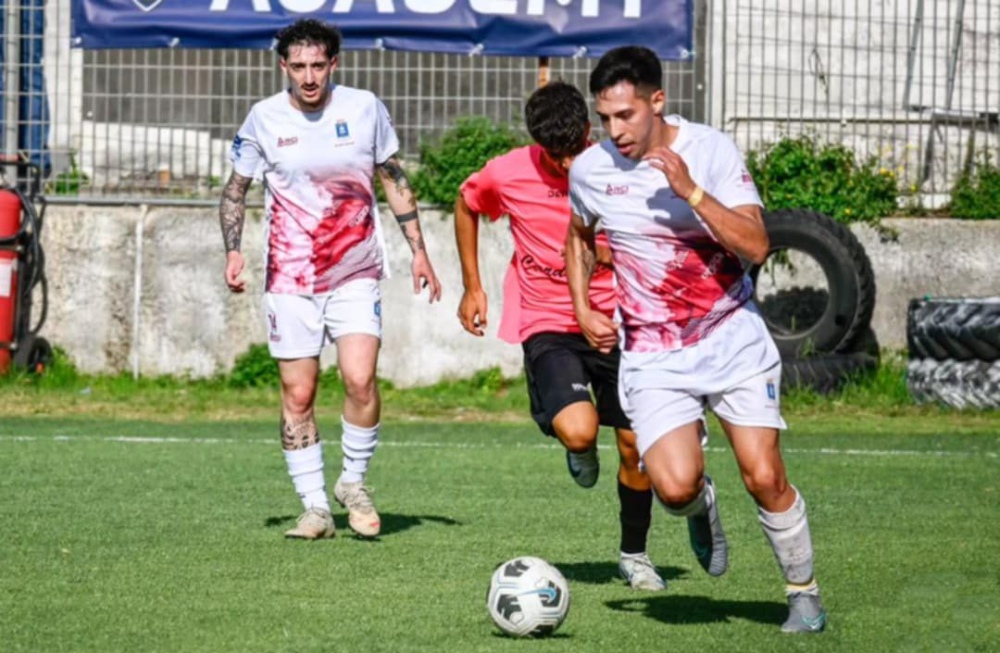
486, 556, 570, 638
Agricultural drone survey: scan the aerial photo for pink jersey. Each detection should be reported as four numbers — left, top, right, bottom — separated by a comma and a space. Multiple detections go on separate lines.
460, 144, 616, 344
569, 116, 763, 353
230, 86, 398, 294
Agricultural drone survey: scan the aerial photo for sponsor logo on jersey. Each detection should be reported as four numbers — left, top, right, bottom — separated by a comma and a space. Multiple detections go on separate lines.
230, 134, 243, 160
606, 184, 629, 195
277, 136, 298, 148
336, 120, 350, 139
741, 169, 754, 184
766, 379, 776, 400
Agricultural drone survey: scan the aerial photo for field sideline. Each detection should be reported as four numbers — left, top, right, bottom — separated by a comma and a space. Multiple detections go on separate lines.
2, 413, 998, 652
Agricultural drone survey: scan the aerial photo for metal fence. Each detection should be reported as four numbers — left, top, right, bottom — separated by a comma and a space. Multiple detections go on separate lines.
2, 0, 997, 204
718, 0, 999, 202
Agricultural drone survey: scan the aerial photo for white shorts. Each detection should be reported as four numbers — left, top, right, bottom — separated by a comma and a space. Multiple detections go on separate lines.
264, 278, 382, 360
618, 303, 788, 457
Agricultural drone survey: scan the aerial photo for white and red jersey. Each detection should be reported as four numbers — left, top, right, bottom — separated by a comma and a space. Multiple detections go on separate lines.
230, 85, 399, 295
569, 115, 763, 353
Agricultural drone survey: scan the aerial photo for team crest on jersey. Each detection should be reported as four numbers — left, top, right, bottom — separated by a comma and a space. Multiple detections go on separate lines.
336, 120, 350, 139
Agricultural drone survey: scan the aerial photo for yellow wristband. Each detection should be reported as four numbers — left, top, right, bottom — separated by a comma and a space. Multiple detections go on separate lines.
688, 186, 705, 208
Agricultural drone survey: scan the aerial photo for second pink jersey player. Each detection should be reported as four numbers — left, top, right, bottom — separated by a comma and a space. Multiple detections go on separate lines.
460, 143, 616, 343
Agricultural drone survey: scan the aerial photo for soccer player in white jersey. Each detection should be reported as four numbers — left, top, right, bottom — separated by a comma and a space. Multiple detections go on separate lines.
219, 19, 442, 540
565, 46, 826, 633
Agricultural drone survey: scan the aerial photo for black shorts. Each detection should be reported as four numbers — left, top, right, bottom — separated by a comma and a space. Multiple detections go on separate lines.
522, 332, 631, 437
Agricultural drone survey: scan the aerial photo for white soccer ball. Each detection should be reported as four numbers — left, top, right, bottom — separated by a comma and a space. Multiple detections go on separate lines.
486, 556, 570, 638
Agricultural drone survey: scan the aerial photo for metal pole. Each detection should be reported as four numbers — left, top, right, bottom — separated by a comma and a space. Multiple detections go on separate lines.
3, 1, 21, 165
901, 0, 925, 109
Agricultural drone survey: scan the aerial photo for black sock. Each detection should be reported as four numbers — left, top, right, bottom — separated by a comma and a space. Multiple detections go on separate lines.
618, 480, 653, 555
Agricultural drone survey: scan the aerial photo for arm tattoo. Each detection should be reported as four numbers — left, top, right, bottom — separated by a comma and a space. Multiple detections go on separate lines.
399, 221, 426, 253
378, 156, 418, 211
281, 415, 320, 450
219, 172, 252, 253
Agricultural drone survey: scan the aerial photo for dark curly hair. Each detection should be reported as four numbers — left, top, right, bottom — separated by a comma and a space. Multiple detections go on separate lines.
589, 46, 662, 98
275, 19, 342, 60
524, 81, 589, 159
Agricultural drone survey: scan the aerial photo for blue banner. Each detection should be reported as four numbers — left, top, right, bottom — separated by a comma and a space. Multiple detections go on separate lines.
72, 0, 693, 61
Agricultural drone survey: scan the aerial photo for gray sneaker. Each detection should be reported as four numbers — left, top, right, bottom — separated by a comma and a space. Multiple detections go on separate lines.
619, 552, 667, 591
333, 479, 381, 537
782, 592, 827, 633
284, 507, 335, 540
566, 447, 599, 488
687, 476, 728, 576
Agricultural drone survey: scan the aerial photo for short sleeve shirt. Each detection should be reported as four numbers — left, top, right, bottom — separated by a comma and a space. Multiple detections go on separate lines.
460, 144, 616, 343
230, 85, 399, 294
569, 115, 762, 353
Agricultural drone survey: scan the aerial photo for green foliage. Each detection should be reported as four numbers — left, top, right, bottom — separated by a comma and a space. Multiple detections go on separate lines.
227, 343, 279, 389
746, 135, 898, 225
949, 153, 1000, 220
411, 116, 527, 206
47, 156, 89, 196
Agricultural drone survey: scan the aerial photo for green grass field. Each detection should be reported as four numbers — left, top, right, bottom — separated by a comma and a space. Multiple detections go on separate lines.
2, 405, 999, 652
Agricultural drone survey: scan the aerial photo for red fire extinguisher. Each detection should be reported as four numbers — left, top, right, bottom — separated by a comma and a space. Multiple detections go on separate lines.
0, 187, 21, 373
0, 154, 50, 375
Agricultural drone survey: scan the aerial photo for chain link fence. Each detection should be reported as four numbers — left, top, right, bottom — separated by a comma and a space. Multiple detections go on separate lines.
2, 0, 996, 204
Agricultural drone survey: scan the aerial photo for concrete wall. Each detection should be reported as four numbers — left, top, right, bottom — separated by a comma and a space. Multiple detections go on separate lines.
33, 207, 1000, 386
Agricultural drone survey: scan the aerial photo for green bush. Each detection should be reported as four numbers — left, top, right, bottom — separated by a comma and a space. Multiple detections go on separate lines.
227, 343, 344, 389
950, 154, 1000, 220
746, 135, 898, 226
228, 343, 279, 389
411, 116, 527, 207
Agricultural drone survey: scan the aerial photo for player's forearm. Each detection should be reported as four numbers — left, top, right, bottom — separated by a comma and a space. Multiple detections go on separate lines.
565, 222, 597, 318
691, 194, 769, 263
378, 156, 429, 255
454, 195, 483, 291
219, 172, 251, 253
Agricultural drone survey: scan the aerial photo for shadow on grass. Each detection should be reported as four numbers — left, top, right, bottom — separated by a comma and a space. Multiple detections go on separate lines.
552, 561, 689, 586
265, 512, 461, 538
606, 594, 786, 626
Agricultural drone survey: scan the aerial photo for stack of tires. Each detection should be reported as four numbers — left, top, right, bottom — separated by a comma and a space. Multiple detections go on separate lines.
906, 298, 1000, 409
753, 209, 880, 394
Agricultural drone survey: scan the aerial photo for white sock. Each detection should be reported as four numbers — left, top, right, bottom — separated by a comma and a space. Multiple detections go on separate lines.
759, 488, 816, 586
283, 443, 330, 512
340, 417, 379, 484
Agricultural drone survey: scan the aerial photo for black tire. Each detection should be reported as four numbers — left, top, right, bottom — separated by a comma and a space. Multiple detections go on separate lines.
907, 297, 1000, 362
750, 210, 876, 358
12, 335, 52, 376
781, 352, 879, 395
907, 358, 1000, 410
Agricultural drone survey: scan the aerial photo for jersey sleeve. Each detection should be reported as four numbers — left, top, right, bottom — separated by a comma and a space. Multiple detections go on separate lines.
706, 132, 763, 209
229, 110, 264, 180
373, 97, 401, 165
459, 162, 504, 221
568, 164, 600, 227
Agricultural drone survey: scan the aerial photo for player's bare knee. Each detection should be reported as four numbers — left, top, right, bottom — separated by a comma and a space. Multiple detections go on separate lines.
742, 464, 788, 499
342, 375, 377, 406
281, 383, 316, 415
648, 472, 700, 507
556, 426, 597, 452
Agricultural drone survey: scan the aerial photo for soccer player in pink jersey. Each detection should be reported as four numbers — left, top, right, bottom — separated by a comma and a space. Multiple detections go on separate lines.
566, 47, 826, 633
219, 19, 442, 540
454, 81, 666, 591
